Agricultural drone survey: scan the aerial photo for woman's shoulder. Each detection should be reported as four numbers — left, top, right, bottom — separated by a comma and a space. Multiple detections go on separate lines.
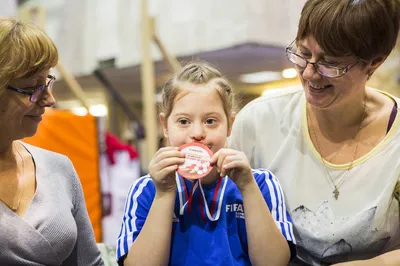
237, 86, 304, 121
21, 142, 72, 168
233, 86, 304, 133
20, 143, 81, 204
21, 142, 79, 188
242, 86, 303, 110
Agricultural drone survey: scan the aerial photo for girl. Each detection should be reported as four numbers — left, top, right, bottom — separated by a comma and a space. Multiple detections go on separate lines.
116, 61, 295, 266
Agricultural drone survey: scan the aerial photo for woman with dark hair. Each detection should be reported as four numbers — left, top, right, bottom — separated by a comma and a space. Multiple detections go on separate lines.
230, 0, 400, 265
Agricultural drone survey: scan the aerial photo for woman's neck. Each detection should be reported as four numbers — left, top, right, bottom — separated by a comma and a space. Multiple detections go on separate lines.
0, 140, 15, 161
308, 92, 369, 140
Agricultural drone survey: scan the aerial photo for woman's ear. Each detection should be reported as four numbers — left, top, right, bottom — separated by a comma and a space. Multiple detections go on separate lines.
227, 112, 236, 137
159, 113, 169, 139
366, 56, 386, 78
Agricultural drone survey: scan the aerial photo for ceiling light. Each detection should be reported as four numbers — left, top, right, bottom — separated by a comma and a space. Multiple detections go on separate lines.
239, 71, 282, 84
282, 68, 297, 79
89, 104, 108, 117
71, 107, 88, 116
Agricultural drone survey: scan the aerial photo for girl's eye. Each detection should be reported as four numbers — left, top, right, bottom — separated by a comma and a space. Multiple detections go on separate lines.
205, 118, 216, 125
178, 119, 190, 125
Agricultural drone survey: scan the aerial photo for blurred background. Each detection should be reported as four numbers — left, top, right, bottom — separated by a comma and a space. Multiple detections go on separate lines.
2, 0, 399, 250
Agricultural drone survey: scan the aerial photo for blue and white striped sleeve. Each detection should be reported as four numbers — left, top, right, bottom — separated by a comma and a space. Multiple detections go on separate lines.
116, 175, 155, 265
252, 169, 296, 259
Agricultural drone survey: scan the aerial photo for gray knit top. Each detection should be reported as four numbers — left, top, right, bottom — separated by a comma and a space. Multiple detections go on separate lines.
0, 143, 104, 266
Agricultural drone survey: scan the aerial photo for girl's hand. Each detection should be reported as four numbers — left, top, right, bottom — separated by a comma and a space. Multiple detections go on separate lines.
148, 147, 185, 197
210, 148, 254, 192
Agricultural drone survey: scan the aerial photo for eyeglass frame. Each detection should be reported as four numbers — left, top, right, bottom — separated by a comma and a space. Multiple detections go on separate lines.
7, 74, 56, 103
285, 40, 360, 78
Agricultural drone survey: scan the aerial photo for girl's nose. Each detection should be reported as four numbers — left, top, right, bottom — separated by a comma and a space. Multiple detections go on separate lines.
190, 123, 206, 142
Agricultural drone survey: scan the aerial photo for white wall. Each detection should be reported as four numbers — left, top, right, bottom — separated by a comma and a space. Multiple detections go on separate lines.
19, 0, 306, 75
0, 0, 17, 17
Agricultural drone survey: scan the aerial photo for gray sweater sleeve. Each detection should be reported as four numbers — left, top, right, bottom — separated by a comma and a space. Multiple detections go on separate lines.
63, 157, 104, 266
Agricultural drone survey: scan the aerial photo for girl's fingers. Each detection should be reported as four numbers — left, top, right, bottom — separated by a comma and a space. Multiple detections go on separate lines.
210, 149, 221, 164
153, 146, 179, 157
157, 165, 180, 180
222, 161, 245, 170
221, 154, 249, 177
152, 149, 185, 165
155, 157, 185, 171
215, 149, 237, 173
219, 154, 237, 176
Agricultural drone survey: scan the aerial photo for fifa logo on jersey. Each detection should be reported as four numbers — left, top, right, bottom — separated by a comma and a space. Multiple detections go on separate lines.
226, 203, 245, 219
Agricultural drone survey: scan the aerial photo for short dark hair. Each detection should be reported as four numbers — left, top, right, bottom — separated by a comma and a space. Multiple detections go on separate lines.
297, 0, 400, 61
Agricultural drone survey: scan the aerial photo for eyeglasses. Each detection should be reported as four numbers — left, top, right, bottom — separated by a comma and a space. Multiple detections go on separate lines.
285, 40, 359, 78
7, 74, 56, 103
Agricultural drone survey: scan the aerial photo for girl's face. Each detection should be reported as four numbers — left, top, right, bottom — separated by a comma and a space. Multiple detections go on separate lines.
161, 84, 233, 155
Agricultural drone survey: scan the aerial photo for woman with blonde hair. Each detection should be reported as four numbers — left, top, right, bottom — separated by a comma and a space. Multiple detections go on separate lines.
0, 18, 104, 265
230, 0, 400, 265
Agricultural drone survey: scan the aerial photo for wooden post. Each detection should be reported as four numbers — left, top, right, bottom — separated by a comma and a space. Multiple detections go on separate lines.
56, 64, 91, 109
150, 17, 180, 72
141, 0, 158, 164
29, 6, 46, 30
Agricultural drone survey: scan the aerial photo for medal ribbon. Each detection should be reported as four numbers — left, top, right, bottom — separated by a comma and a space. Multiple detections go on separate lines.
176, 173, 228, 221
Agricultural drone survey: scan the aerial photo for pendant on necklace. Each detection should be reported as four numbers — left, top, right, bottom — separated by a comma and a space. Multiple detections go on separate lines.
333, 188, 340, 200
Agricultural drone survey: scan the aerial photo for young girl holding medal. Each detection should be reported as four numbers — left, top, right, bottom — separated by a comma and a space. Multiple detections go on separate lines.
116, 61, 295, 266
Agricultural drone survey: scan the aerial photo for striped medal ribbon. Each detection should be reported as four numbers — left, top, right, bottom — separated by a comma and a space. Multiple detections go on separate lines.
176, 173, 228, 221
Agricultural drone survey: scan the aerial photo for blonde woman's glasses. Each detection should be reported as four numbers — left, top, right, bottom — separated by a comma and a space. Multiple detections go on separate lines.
7, 74, 56, 103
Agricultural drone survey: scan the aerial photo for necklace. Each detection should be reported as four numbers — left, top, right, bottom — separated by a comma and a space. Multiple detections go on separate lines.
12, 144, 25, 211
0, 143, 25, 212
308, 98, 366, 200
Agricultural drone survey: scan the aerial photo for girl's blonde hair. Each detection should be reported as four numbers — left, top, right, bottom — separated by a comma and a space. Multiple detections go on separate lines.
159, 61, 237, 128
0, 18, 58, 96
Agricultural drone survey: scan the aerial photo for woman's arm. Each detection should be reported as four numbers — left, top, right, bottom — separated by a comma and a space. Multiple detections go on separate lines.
333, 250, 400, 266
68, 159, 104, 266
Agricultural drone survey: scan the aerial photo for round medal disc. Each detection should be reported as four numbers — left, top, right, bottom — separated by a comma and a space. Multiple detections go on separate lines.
177, 142, 213, 180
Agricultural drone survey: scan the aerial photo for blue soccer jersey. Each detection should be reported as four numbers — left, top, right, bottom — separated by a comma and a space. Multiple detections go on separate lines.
116, 169, 295, 266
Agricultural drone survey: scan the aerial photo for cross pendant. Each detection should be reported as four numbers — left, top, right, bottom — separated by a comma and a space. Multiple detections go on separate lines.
333, 188, 339, 200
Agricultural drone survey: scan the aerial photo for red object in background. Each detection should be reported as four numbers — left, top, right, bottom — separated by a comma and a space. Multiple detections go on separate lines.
105, 132, 138, 165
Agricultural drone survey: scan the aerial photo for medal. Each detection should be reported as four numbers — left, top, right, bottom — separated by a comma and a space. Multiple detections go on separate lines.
176, 142, 227, 221
177, 142, 213, 180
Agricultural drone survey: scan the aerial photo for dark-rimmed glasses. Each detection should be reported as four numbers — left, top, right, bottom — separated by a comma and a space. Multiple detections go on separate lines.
285, 40, 359, 78
7, 74, 56, 103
